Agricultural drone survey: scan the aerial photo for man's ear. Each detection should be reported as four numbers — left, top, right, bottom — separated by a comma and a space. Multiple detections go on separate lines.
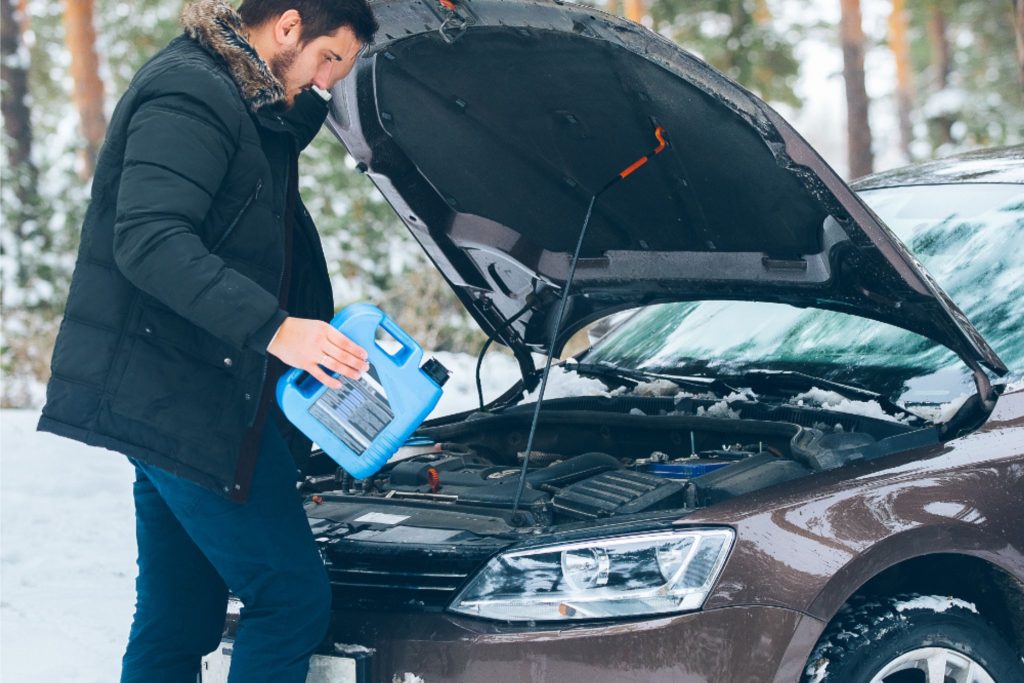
273, 9, 302, 49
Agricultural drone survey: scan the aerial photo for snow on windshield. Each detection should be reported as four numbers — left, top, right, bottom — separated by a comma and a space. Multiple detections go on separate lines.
583, 299, 963, 406
582, 183, 1023, 412
864, 183, 1023, 380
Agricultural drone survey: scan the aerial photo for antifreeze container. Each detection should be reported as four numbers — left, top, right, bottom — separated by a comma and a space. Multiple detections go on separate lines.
276, 303, 450, 479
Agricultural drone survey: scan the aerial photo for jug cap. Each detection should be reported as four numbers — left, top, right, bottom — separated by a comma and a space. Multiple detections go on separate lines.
421, 357, 451, 387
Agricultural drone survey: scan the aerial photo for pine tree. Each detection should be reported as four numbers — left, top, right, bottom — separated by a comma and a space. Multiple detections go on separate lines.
839, 0, 873, 178
63, 0, 107, 179
1, 0, 38, 288
1015, 0, 1024, 83
905, 0, 1022, 152
648, 0, 804, 107
888, 0, 915, 162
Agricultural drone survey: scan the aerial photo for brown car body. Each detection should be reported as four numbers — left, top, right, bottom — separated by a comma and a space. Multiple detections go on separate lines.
315, 391, 1023, 682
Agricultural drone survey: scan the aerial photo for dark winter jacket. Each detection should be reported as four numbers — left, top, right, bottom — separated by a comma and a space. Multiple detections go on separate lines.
37, 0, 334, 500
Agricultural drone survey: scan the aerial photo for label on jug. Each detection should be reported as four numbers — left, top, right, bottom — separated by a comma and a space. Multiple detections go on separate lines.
307, 366, 394, 455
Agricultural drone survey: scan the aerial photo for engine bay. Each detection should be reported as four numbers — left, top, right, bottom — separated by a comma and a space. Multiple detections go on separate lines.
297, 391, 942, 612
301, 393, 925, 534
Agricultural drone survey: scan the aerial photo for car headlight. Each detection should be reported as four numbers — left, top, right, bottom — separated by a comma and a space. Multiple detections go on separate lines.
449, 528, 734, 622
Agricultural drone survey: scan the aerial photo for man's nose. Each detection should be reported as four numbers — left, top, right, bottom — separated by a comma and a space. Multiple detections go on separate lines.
312, 61, 335, 90
313, 60, 355, 91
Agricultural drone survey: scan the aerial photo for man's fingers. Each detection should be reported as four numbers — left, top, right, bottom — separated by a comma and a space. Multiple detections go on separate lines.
319, 350, 368, 375
333, 363, 362, 380
326, 328, 368, 361
325, 342, 370, 374
307, 356, 364, 387
337, 352, 369, 374
309, 365, 342, 390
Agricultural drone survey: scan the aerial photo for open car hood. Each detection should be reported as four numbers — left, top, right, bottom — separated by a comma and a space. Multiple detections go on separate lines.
325, 0, 1006, 383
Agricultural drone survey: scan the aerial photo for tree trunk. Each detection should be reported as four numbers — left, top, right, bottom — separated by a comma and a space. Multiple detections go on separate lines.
1014, 0, 1024, 84
16, 0, 28, 30
753, 0, 771, 25
839, 0, 873, 178
1, 0, 37, 288
625, 0, 644, 23
888, 0, 914, 161
927, 7, 951, 88
63, 0, 107, 180
926, 4, 954, 148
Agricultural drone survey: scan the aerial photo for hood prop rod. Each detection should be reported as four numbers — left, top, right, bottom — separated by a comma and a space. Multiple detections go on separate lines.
509, 127, 668, 525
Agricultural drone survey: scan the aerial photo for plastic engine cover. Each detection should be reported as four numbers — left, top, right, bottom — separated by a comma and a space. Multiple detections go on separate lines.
552, 470, 687, 520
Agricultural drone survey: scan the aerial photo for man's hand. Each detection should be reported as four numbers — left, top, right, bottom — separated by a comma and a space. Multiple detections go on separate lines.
267, 317, 369, 390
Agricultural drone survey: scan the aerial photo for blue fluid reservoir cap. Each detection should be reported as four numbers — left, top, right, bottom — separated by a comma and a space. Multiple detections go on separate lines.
647, 461, 731, 479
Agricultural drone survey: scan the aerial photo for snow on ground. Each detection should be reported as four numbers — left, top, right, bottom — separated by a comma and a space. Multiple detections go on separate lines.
0, 351, 520, 683
1, 409, 138, 683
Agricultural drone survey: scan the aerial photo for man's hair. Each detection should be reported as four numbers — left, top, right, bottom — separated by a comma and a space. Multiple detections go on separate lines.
238, 0, 378, 46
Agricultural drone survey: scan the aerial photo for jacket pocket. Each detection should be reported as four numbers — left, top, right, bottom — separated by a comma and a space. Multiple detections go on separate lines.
210, 179, 262, 254
109, 333, 243, 438
133, 299, 244, 375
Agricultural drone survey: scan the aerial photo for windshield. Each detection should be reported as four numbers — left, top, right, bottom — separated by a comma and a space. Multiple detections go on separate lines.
583, 183, 1024, 407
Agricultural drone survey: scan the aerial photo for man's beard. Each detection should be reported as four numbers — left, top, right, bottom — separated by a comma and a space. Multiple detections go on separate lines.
269, 46, 299, 105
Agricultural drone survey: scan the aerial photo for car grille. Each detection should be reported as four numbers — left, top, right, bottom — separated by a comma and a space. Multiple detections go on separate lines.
322, 540, 503, 612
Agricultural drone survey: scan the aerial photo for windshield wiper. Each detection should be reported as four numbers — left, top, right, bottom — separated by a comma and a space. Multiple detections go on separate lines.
717, 369, 924, 423
573, 363, 921, 422
572, 362, 736, 396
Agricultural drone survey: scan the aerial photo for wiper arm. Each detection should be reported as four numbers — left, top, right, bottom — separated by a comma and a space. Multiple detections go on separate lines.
574, 364, 919, 422
572, 362, 736, 396
725, 369, 923, 423
572, 362, 651, 386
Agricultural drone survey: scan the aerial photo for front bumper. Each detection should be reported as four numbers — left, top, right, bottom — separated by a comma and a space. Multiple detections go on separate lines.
319, 605, 809, 682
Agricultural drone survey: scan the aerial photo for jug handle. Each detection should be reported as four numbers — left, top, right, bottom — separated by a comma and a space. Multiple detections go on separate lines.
279, 366, 328, 399
377, 316, 422, 368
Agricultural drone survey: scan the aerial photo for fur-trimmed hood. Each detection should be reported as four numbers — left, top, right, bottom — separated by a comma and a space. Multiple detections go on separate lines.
181, 0, 285, 111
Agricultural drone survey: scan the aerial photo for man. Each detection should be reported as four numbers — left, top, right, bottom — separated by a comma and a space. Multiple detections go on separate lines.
36, 0, 377, 680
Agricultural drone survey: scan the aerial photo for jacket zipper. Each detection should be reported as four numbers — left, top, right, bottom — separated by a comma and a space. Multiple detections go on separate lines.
211, 179, 262, 254
246, 166, 287, 428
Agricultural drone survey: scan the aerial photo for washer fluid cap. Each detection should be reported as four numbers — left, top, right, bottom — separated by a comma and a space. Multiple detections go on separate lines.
421, 357, 451, 387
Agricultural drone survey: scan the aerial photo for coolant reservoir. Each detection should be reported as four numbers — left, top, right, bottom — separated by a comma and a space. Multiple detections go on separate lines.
276, 303, 450, 478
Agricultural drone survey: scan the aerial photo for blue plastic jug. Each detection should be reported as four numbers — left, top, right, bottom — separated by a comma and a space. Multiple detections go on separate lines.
276, 303, 450, 479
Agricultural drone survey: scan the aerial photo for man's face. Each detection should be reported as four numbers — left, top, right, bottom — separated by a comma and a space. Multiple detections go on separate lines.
270, 25, 363, 107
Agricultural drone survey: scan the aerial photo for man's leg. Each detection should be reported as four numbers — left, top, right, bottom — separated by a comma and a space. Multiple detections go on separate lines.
121, 464, 230, 683
131, 417, 332, 683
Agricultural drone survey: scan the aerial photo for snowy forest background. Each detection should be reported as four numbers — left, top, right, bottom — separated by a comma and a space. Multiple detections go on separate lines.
2, 0, 1023, 408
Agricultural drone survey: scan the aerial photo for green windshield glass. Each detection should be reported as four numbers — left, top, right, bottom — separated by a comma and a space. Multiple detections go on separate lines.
584, 183, 1024, 404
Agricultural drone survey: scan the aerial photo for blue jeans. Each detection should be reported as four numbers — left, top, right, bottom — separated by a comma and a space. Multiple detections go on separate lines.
120, 417, 331, 683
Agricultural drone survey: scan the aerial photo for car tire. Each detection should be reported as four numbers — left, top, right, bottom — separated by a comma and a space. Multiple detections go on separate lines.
802, 594, 1022, 683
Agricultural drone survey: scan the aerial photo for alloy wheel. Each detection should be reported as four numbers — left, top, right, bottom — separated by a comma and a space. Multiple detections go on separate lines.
869, 647, 997, 683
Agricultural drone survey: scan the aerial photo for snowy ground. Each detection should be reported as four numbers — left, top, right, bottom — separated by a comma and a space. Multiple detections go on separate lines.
0, 351, 520, 683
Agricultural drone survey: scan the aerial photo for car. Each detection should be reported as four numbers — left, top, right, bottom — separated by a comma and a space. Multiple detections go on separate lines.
199, 1, 1023, 681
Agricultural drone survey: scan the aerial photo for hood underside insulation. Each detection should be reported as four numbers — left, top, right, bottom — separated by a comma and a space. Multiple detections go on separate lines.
375, 29, 826, 260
